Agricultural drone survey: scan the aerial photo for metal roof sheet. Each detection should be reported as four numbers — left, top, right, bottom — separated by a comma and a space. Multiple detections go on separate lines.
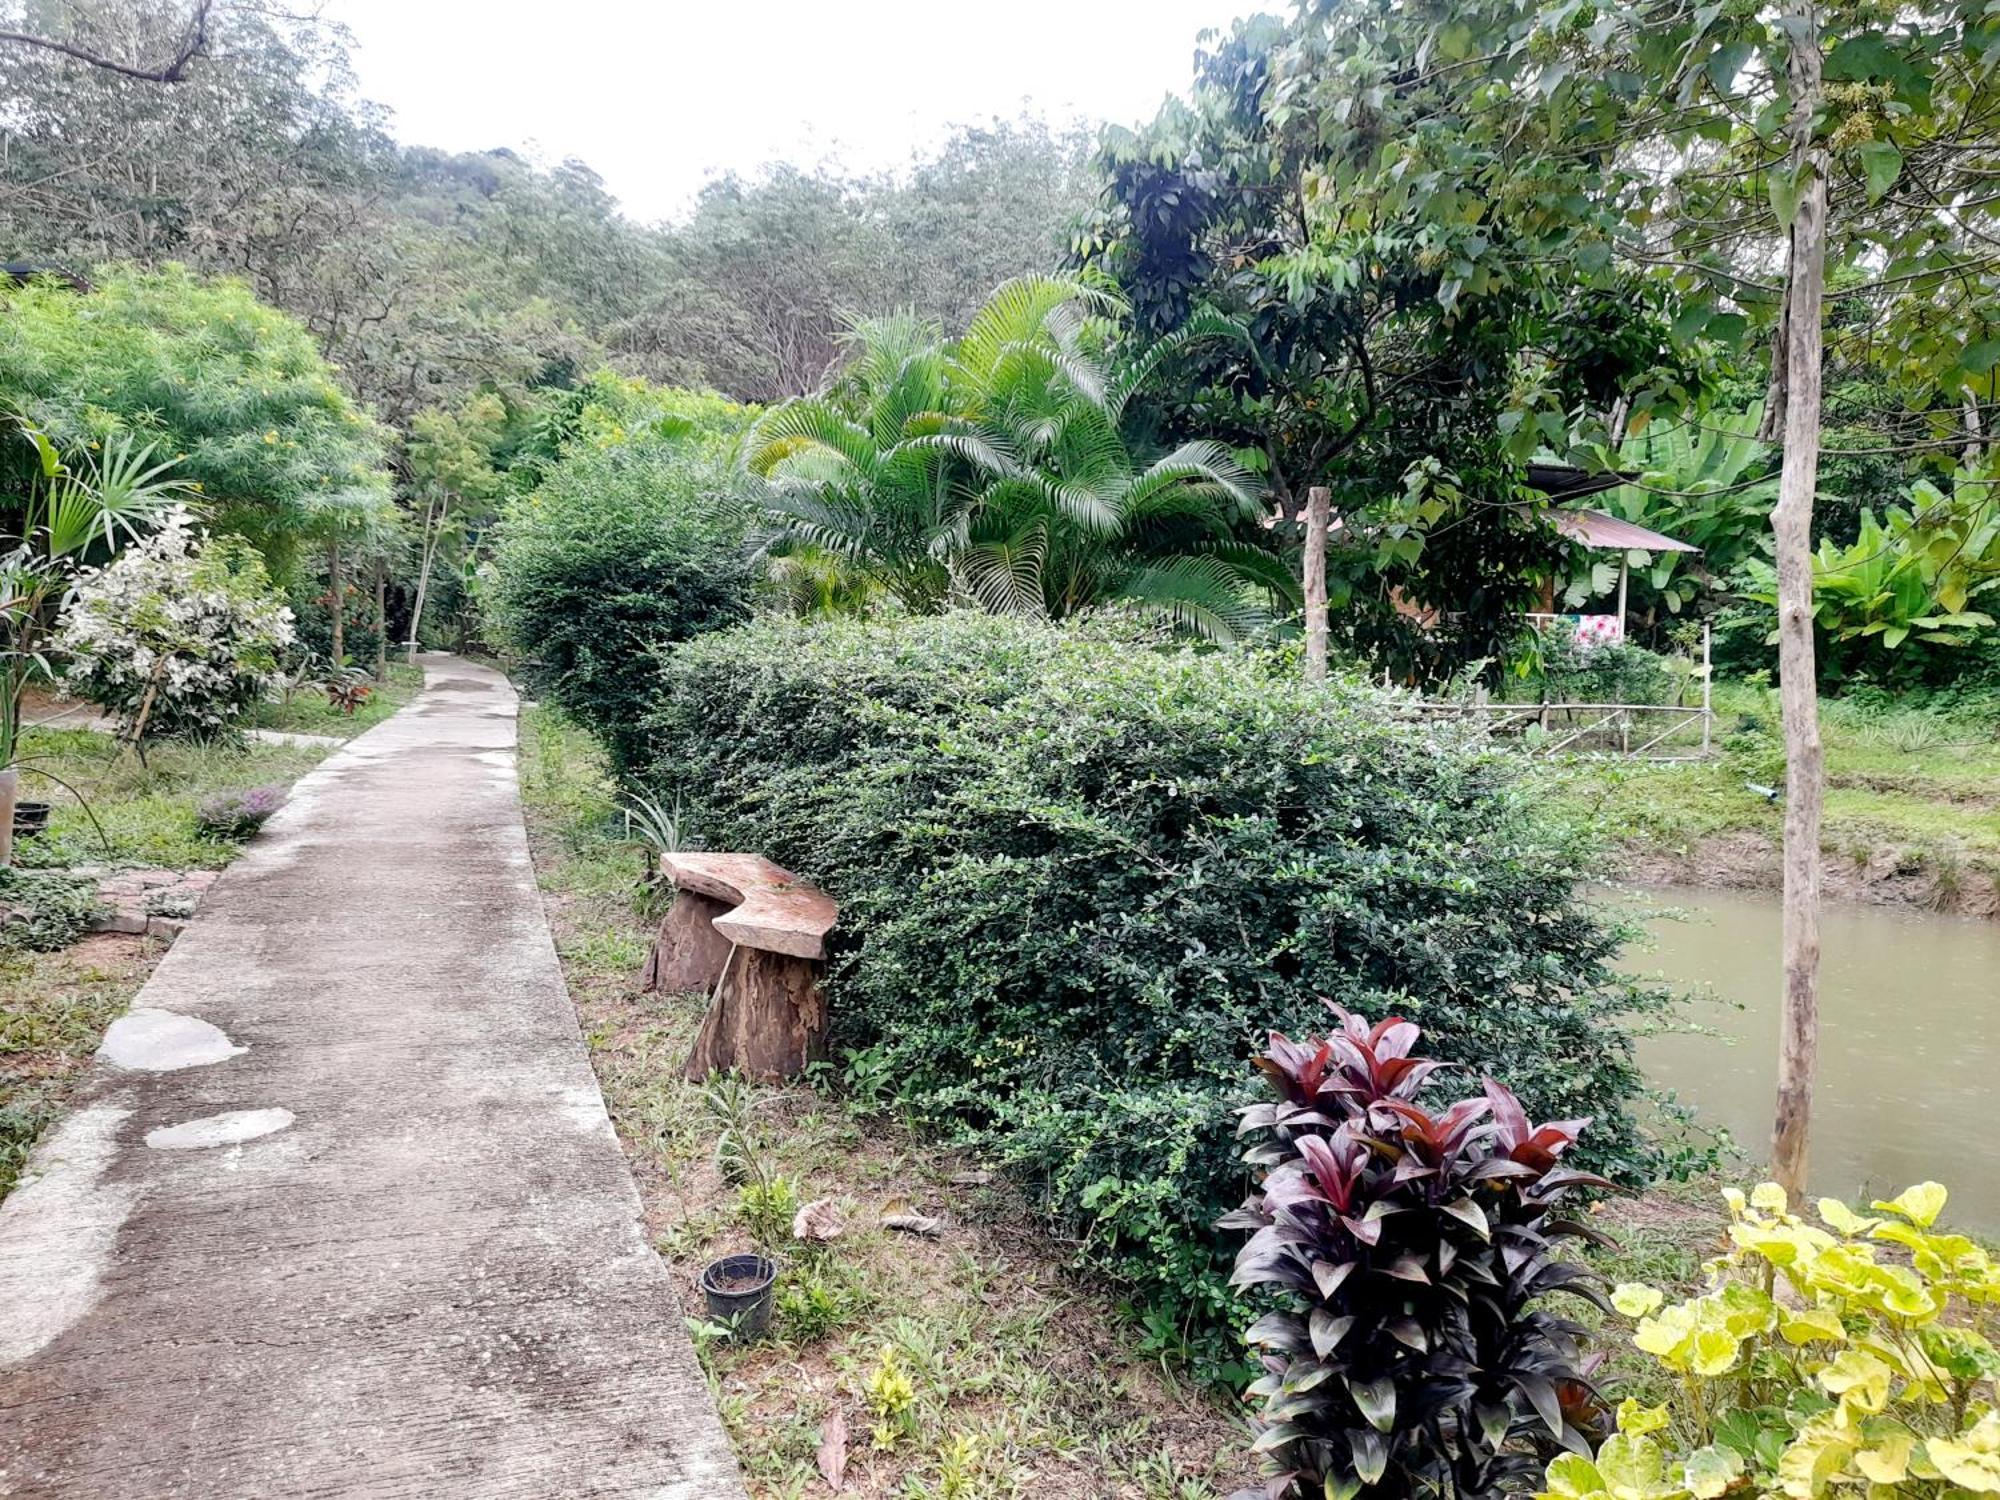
1550, 508, 1702, 554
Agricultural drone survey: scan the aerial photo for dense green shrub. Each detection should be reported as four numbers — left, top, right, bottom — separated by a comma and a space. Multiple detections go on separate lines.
627, 614, 1681, 1366
1535, 637, 1679, 706
487, 425, 754, 769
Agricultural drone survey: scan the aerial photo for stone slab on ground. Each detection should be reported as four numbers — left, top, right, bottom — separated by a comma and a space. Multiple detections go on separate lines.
0, 656, 745, 1500
81, 867, 218, 939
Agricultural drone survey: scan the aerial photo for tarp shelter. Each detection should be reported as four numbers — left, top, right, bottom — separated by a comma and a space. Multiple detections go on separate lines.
1548, 508, 1702, 637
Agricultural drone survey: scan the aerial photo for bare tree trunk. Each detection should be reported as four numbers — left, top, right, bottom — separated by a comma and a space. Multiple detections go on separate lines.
1770, 0, 1828, 1204
1303, 485, 1330, 684
372, 559, 388, 681
327, 537, 345, 665
406, 494, 446, 665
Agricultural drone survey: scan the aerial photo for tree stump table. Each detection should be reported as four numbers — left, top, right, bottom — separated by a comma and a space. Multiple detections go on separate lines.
638, 852, 838, 1083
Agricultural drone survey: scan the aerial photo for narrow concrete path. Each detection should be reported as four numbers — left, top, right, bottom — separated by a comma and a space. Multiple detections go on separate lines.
0, 658, 745, 1499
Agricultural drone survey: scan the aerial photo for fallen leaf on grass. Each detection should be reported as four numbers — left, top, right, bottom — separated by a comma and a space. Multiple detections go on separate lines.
882, 1213, 943, 1238
793, 1196, 846, 1242
817, 1407, 847, 1491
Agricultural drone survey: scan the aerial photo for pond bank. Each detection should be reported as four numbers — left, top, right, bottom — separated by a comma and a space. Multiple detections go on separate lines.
1537, 683, 2000, 920
1614, 827, 1999, 918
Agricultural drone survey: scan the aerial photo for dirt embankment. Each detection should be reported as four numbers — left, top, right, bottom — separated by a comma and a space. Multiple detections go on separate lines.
1617, 831, 2000, 920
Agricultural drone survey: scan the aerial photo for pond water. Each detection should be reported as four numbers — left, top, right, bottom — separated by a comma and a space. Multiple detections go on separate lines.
1613, 887, 2000, 1234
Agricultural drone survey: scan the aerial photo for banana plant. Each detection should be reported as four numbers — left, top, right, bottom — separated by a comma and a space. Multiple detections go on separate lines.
1562, 406, 1778, 616
1740, 468, 2000, 650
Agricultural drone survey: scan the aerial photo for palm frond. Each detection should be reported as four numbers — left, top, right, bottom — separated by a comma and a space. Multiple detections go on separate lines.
1108, 310, 1251, 422
1107, 555, 1271, 642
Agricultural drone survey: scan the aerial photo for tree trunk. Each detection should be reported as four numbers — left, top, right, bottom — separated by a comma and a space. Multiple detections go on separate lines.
407, 494, 445, 665
1769, 0, 1828, 1204
372, 559, 388, 681
327, 537, 345, 665
1303, 484, 1330, 684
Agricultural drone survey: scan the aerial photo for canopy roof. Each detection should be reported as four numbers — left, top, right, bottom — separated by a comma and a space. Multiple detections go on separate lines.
1550, 508, 1702, 555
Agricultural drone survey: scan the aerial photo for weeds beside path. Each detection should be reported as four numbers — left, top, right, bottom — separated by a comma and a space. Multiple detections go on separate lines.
517, 705, 1249, 1500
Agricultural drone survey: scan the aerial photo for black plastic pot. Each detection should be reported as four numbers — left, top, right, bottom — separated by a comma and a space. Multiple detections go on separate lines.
12, 802, 49, 839
699, 1253, 776, 1339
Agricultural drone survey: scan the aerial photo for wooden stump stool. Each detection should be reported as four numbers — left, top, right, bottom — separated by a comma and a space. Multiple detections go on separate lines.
638, 852, 838, 1083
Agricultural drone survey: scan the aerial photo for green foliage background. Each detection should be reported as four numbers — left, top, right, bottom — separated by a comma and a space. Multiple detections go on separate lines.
486, 391, 757, 769
0, 266, 390, 565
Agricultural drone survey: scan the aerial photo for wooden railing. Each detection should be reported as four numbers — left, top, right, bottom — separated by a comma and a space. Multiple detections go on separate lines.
1403, 700, 1714, 760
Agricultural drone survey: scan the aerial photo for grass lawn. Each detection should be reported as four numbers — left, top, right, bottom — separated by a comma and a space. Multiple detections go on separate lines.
250, 660, 425, 737
1535, 680, 2000, 909
517, 705, 1248, 1500
0, 932, 161, 1199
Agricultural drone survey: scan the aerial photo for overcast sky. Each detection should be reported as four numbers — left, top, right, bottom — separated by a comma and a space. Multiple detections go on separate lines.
328, 0, 1259, 225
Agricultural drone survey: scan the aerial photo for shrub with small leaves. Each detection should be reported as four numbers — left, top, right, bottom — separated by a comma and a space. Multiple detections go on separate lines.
1542, 1180, 2000, 1500
630, 614, 1687, 1369
195, 784, 287, 840
0, 868, 101, 951
1227, 1006, 1614, 1500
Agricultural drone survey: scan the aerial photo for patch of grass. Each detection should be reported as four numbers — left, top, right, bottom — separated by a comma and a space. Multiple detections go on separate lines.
14, 728, 331, 870
0, 933, 161, 1199
516, 704, 1247, 1500
1539, 680, 2000, 889
249, 661, 423, 738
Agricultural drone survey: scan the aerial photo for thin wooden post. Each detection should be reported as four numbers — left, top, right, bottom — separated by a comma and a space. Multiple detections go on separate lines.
1701, 618, 1713, 756
372, 559, 388, 681
1616, 557, 1630, 641
327, 537, 345, 665
1303, 485, 1330, 684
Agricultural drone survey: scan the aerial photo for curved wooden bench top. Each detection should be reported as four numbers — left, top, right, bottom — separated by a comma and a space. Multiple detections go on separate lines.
661, 852, 837, 961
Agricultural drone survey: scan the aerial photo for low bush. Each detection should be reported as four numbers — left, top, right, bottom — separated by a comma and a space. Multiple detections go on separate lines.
195, 785, 286, 840
486, 403, 755, 771
0, 868, 100, 951
1546, 1180, 1999, 1500
1536, 637, 1679, 706
1229, 1008, 1611, 1500
627, 614, 1684, 1368
58, 508, 295, 745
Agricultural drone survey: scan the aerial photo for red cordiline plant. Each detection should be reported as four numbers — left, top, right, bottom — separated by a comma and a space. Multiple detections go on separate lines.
1224, 1006, 1615, 1500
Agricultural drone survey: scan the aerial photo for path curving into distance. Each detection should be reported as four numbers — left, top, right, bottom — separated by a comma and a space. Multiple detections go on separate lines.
0, 657, 744, 1499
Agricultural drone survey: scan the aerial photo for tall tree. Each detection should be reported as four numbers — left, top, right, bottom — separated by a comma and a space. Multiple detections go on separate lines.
0, 0, 211, 81
1081, 6, 1712, 678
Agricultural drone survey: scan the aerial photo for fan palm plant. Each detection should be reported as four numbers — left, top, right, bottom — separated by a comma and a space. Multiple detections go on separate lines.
747, 277, 1295, 640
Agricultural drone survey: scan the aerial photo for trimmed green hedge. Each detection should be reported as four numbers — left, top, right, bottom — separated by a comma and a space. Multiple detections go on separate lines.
627, 615, 1676, 1364
488, 431, 752, 769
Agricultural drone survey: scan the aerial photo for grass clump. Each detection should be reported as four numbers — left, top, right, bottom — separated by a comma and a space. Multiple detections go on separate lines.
0, 868, 101, 951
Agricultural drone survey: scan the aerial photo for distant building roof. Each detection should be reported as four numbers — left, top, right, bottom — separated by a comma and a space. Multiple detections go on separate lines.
1524, 462, 1629, 501
1550, 508, 1702, 554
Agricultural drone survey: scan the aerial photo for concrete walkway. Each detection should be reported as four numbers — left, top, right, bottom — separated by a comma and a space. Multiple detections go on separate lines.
0, 658, 745, 1499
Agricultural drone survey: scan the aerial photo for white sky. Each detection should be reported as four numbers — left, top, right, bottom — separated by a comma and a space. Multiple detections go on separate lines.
328, 0, 1260, 225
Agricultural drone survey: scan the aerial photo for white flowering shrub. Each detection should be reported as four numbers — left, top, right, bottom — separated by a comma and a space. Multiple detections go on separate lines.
59, 508, 295, 744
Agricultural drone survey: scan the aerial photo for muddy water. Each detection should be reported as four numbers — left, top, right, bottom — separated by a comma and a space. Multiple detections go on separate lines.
1614, 887, 2000, 1233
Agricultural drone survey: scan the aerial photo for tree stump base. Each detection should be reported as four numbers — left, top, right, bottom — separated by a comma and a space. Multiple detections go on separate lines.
682, 947, 829, 1084
635, 852, 838, 1085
